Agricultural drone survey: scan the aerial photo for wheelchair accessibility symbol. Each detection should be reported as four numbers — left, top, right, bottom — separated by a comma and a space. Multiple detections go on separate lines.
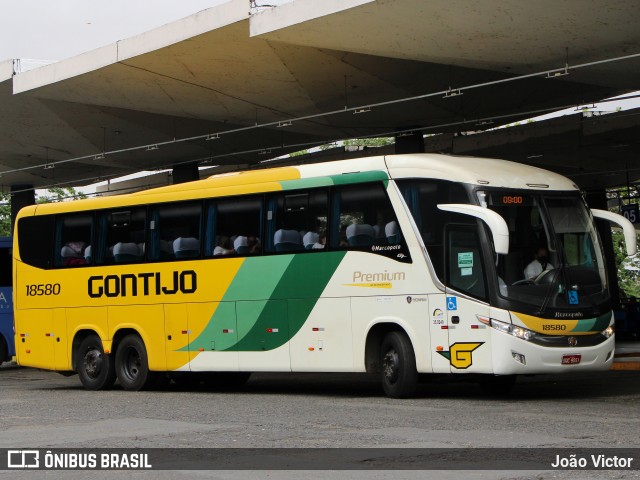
568, 290, 579, 305
446, 297, 457, 311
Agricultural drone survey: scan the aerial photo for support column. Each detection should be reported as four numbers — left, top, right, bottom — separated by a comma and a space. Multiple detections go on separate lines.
10, 185, 35, 234
585, 189, 620, 305
394, 130, 424, 154
172, 163, 199, 184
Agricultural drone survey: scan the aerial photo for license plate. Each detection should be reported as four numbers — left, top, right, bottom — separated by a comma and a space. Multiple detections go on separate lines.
562, 354, 581, 365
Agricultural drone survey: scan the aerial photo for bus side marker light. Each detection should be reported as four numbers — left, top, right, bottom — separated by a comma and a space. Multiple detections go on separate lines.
312, 327, 325, 332
308, 347, 314, 351
266, 328, 279, 333
222, 329, 234, 334
471, 325, 479, 329
26, 349, 30, 354
436, 346, 443, 351
104, 349, 110, 354
199, 348, 204, 352
441, 326, 448, 329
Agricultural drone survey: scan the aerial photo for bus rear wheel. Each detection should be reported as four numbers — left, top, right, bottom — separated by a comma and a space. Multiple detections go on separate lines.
77, 334, 116, 390
115, 334, 155, 391
380, 331, 418, 398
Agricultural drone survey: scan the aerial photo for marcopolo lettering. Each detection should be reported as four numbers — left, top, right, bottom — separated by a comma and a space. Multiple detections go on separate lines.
88, 270, 197, 298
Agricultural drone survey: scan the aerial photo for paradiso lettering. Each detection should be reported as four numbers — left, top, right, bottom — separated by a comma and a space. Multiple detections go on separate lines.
88, 270, 197, 298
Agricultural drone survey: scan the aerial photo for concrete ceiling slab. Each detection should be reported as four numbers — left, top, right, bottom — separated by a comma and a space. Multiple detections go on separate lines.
0, 0, 638, 190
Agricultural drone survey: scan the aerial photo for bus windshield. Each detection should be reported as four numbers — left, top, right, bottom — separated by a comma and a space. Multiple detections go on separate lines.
479, 191, 608, 313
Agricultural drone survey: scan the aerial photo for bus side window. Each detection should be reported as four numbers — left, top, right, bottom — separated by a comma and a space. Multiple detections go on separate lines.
265, 189, 327, 253
98, 208, 147, 264
206, 196, 262, 257
445, 224, 487, 300
17, 216, 55, 269
149, 202, 202, 262
55, 214, 93, 268
331, 183, 400, 250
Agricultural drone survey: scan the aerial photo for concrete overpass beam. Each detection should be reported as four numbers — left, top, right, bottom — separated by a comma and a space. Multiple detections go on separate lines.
394, 131, 424, 154
10, 185, 35, 233
172, 162, 199, 184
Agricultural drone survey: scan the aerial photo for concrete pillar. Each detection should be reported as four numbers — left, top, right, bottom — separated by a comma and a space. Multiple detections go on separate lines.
394, 131, 424, 154
172, 163, 199, 184
10, 185, 35, 233
585, 189, 620, 305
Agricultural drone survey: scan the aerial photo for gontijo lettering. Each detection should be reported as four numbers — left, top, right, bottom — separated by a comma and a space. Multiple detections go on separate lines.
88, 271, 197, 298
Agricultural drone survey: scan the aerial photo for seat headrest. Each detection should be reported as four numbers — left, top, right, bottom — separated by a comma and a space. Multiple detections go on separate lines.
346, 224, 375, 238
274, 229, 301, 244
173, 237, 199, 252
113, 242, 140, 256
234, 236, 248, 250
303, 231, 319, 246
385, 221, 399, 237
61, 245, 82, 258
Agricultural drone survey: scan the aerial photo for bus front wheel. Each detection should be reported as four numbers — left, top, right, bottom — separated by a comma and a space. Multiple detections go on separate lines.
115, 334, 154, 391
77, 335, 116, 390
380, 331, 418, 398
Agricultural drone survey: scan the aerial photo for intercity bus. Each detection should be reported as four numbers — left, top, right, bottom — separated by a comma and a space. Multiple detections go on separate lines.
0, 237, 14, 365
13, 154, 637, 397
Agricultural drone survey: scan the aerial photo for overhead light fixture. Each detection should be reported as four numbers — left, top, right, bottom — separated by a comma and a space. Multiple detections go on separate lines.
443, 87, 463, 99
545, 64, 569, 78
44, 164, 55, 170
353, 108, 371, 115
277, 121, 293, 128
146, 145, 158, 151
206, 133, 220, 141
94, 153, 105, 160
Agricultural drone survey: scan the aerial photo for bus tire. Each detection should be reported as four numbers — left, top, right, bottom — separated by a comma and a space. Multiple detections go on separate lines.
380, 331, 418, 398
115, 334, 154, 391
77, 334, 116, 391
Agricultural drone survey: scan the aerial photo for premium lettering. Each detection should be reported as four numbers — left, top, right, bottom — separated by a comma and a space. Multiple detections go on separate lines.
352, 270, 405, 283
88, 271, 197, 298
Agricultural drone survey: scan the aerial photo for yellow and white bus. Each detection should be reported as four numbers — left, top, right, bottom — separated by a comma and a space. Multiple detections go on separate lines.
13, 154, 637, 397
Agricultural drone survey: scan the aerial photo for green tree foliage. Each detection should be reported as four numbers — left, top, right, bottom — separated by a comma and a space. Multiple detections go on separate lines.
0, 187, 87, 237
613, 229, 640, 299
608, 185, 640, 298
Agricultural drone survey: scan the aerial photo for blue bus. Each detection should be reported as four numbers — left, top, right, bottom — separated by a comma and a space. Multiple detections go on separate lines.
0, 237, 13, 365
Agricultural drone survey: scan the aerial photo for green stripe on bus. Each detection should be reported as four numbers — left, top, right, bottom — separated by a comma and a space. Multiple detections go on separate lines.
279, 171, 388, 191
233, 251, 346, 351
570, 313, 611, 333
183, 252, 346, 353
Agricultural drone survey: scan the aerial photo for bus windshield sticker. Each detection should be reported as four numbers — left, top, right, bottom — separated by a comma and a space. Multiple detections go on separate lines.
457, 252, 473, 268
460, 267, 472, 276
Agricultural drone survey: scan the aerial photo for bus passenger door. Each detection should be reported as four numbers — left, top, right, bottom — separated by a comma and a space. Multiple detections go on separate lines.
443, 225, 493, 373
164, 304, 191, 372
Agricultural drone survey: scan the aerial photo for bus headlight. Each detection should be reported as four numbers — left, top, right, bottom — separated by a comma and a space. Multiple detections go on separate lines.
602, 325, 614, 339
478, 316, 537, 342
